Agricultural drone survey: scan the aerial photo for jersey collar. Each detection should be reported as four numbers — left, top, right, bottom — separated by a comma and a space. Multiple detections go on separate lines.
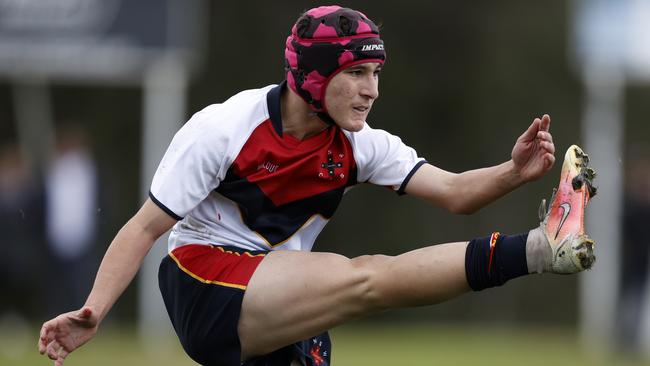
266, 80, 286, 136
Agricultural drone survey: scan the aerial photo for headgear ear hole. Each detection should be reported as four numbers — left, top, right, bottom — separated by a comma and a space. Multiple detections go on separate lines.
339, 16, 351, 35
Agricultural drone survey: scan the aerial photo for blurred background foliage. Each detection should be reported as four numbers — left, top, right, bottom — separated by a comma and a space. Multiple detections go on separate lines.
0, 1, 649, 363
0, 0, 601, 323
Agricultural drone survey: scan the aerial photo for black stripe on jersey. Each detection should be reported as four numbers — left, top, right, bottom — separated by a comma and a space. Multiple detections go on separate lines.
397, 160, 428, 196
267, 81, 285, 136
216, 169, 357, 246
149, 191, 183, 221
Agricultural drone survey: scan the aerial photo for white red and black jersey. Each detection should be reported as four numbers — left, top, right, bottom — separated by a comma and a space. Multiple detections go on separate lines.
150, 82, 426, 253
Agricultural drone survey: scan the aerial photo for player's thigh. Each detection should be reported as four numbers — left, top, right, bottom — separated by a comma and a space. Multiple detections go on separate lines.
238, 250, 388, 358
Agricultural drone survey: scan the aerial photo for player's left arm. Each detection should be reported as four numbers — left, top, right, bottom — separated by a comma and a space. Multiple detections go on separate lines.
404, 114, 555, 214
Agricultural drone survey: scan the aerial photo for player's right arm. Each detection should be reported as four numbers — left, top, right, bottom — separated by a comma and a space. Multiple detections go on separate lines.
38, 198, 176, 366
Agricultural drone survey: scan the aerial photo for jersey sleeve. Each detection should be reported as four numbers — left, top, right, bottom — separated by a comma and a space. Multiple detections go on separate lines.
149, 106, 229, 220
347, 123, 427, 194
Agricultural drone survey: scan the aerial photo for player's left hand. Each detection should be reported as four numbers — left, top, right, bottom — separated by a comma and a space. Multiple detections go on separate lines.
511, 114, 555, 182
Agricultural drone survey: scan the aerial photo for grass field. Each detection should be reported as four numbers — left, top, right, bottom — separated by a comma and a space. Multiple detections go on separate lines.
3, 323, 645, 366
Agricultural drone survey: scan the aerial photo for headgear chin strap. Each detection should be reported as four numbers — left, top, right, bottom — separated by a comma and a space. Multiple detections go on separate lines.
316, 112, 336, 126
284, 5, 386, 124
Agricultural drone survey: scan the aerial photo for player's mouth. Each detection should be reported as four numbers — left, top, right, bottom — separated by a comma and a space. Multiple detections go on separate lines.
353, 106, 369, 114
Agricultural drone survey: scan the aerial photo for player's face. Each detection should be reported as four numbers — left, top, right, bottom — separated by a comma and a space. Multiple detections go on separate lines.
324, 62, 381, 131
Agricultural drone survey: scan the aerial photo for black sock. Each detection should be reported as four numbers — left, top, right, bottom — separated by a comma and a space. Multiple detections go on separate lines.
465, 232, 529, 291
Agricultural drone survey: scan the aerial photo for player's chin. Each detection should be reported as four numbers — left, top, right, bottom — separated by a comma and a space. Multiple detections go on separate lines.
338, 116, 366, 132
338, 124, 362, 132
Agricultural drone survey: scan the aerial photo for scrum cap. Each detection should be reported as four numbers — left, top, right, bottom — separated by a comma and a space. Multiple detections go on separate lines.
285, 5, 386, 116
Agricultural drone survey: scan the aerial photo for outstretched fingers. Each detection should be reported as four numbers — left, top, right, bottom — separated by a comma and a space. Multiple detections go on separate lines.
539, 114, 551, 132
518, 117, 541, 142
536, 115, 555, 169
511, 114, 556, 181
46, 339, 71, 365
39, 307, 100, 365
38, 326, 47, 354
39, 322, 56, 355
538, 139, 555, 154
543, 152, 556, 170
46, 339, 61, 360
536, 118, 553, 148
520, 114, 552, 144
55, 348, 70, 366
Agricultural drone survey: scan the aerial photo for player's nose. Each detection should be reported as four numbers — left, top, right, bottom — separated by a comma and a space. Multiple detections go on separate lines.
360, 75, 379, 100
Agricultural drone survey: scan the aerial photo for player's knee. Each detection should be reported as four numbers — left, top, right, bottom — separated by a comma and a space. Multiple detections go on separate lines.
349, 254, 395, 312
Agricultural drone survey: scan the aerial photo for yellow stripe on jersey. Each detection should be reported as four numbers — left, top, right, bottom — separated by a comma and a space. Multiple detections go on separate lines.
169, 251, 248, 290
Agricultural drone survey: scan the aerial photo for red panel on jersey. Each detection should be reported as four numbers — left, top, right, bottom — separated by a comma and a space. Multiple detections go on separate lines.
170, 244, 265, 289
230, 120, 356, 207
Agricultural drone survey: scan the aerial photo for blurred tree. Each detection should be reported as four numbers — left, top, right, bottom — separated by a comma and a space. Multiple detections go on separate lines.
0, 0, 621, 326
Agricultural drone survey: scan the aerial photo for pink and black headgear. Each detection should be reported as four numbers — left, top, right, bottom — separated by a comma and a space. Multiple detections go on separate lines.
285, 5, 386, 123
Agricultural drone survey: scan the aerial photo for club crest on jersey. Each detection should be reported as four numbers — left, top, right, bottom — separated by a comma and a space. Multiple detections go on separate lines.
319, 150, 345, 180
258, 161, 279, 174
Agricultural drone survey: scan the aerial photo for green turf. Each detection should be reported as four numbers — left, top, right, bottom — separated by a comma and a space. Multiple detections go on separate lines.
4, 323, 646, 366
331, 324, 642, 366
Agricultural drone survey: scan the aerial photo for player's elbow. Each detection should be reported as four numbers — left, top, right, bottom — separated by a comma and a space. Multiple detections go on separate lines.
435, 173, 478, 215
438, 195, 476, 215
447, 201, 478, 215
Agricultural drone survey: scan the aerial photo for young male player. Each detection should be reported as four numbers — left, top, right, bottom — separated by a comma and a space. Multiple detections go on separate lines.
39, 6, 596, 366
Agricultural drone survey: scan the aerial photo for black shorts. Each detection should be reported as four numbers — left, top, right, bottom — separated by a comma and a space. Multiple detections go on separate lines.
158, 244, 331, 366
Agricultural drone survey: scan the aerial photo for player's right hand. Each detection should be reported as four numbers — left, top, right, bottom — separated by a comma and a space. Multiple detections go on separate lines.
38, 307, 99, 366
